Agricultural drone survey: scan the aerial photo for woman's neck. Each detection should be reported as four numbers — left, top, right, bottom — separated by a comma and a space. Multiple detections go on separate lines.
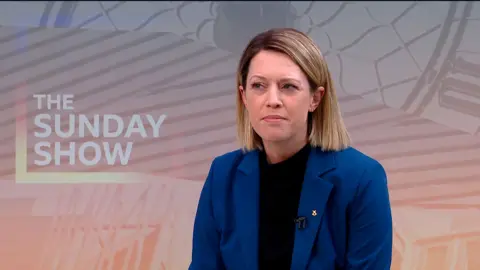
263, 138, 308, 164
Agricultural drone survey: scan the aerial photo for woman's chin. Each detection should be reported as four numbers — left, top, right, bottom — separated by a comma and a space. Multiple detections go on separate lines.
258, 131, 291, 143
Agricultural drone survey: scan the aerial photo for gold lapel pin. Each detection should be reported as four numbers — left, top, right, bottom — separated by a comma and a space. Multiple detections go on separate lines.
312, 210, 317, 216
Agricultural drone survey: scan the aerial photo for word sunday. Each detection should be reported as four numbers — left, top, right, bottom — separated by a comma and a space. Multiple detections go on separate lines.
32, 94, 166, 166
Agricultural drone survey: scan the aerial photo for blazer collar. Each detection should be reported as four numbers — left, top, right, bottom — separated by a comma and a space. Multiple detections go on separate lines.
236, 147, 337, 270
238, 149, 259, 175
291, 147, 336, 269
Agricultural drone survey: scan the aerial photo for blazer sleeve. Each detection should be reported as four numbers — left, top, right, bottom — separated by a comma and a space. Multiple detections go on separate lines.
189, 158, 225, 270
346, 161, 393, 270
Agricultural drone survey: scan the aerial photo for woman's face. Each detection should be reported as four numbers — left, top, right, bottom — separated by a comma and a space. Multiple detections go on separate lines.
240, 50, 323, 146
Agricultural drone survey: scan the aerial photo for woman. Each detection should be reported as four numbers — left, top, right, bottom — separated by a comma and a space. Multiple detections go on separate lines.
189, 28, 392, 270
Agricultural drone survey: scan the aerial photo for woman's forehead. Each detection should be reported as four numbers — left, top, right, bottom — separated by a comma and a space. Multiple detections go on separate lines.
248, 51, 306, 79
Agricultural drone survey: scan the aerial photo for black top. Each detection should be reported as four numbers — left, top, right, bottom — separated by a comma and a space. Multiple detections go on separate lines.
258, 144, 311, 270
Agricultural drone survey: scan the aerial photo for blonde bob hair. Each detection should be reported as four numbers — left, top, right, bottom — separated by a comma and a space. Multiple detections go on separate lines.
236, 28, 351, 152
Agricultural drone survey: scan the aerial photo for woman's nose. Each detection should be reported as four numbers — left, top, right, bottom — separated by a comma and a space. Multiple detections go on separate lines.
266, 87, 282, 108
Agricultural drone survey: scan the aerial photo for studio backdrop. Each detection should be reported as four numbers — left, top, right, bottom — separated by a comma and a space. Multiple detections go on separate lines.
0, 1, 479, 269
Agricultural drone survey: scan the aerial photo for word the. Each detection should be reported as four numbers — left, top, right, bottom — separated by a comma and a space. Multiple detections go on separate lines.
33, 94, 74, 110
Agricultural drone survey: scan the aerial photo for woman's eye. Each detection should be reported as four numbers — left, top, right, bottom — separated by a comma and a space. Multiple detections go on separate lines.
251, 83, 263, 89
283, 83, 297, 90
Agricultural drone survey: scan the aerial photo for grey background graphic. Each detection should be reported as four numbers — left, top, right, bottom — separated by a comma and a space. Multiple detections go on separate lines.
0, 1, 479, 269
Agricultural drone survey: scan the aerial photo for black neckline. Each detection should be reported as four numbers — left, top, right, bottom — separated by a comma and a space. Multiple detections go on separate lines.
260, 143, 311, 169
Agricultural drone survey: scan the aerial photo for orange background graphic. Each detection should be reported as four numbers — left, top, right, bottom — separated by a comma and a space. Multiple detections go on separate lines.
0, 1, 479, 269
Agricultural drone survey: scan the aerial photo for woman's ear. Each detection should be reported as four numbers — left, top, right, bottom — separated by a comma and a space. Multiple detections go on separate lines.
239, 85, 247, 107
310, 86, 325, 112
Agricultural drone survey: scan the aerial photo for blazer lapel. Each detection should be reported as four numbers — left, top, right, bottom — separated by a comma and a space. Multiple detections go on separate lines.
291, 148, 336, 270
236, 150, 260, 270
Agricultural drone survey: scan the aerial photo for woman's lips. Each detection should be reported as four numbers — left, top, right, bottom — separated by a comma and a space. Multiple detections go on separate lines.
262, 115, 286, 122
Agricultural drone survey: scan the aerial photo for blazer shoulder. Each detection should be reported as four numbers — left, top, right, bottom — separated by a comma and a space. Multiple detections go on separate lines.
211, 148, 245, 169
335, 147, 382, 168
208, 148, 247, 186
333, 146, 387, 185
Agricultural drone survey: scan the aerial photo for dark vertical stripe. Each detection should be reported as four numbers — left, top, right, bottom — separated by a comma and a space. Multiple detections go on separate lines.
39, 1, 55, 27
54, 1, 78, 28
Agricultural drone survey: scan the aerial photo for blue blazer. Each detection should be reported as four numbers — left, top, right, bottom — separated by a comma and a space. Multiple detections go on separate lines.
189, 146, 392, 270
